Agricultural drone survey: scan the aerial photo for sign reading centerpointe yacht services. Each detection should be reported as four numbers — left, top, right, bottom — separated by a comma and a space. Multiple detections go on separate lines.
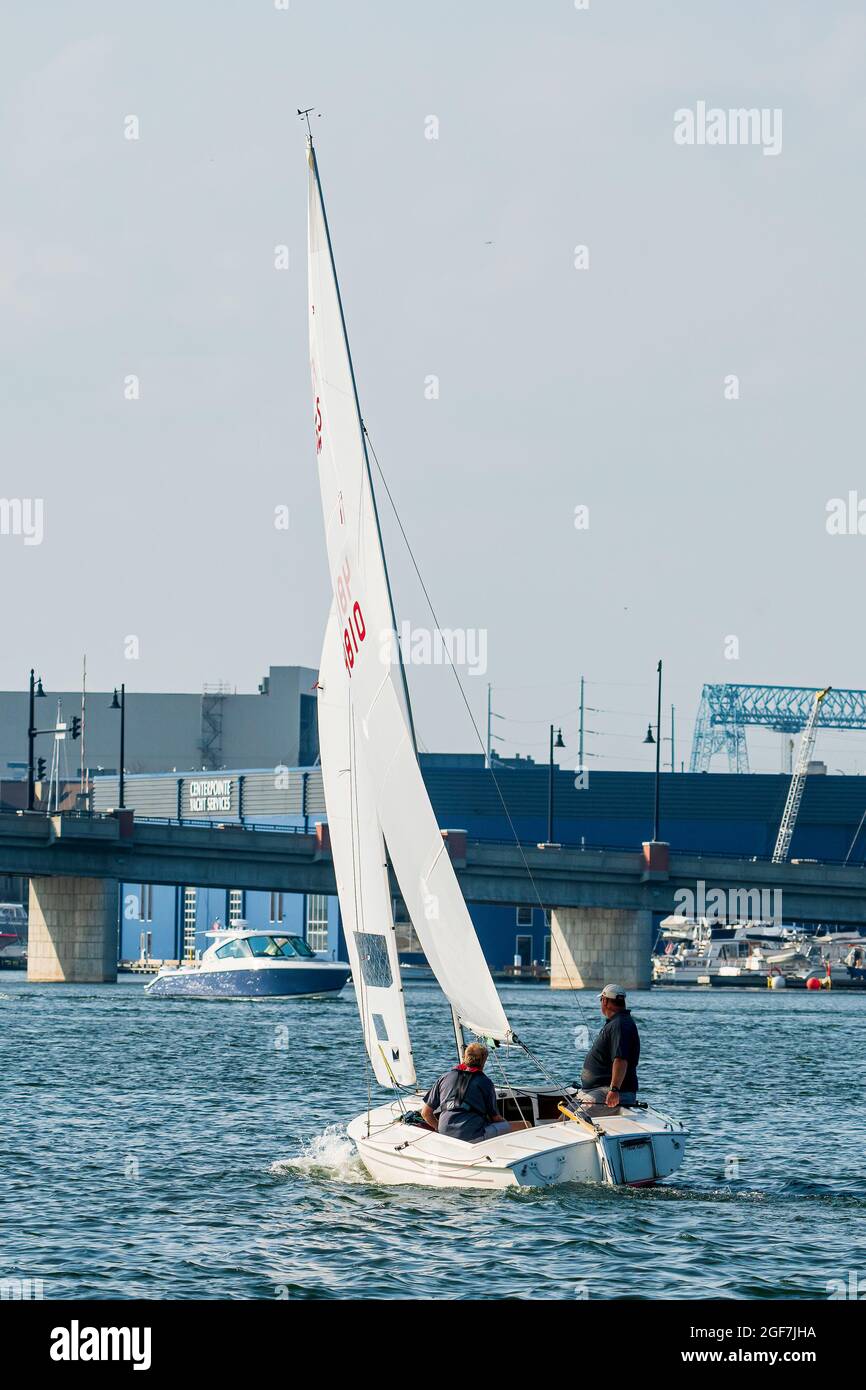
186, 778, 234, 813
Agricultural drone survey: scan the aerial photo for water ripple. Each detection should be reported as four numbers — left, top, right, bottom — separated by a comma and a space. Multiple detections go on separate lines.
3, 977, 865, 1299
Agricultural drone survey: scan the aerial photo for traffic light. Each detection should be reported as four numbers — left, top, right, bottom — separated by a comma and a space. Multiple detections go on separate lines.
70, 716, 81, 740
36, 757, 47, 779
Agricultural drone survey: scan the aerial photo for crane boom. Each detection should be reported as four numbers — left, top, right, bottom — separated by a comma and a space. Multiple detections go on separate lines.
771, 687, 832, 864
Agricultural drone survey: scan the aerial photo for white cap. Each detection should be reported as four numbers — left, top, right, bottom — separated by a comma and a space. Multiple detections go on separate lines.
600, 983, 626, 1000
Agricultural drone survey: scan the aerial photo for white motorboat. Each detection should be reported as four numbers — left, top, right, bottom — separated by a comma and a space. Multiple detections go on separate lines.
305, 127, 687, 1189
788, 931, 866, 988
653, 918, 811, 986
144, 925, 350, 1000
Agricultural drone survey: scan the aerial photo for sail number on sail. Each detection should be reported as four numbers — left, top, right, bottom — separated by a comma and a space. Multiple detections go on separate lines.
335, 556, 366, 675
314, 395, 323, 454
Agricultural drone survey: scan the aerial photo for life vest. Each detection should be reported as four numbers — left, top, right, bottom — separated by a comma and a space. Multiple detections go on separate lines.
436, 1066, 490, 1119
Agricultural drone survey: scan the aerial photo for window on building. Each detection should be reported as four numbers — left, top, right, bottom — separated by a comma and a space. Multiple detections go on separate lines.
516, 905, 533, 927
228, 889, 244, 925
299, 693, 319, 766
515, 934, 533, 967
543, 935, 551, 966
140, 884, 153, 923
269, 892, 284, 924
305, 894, 329, 954
183, 887, 197, 960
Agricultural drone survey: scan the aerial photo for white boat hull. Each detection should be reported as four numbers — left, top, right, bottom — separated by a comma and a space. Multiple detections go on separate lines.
347, 1091, 687, 1190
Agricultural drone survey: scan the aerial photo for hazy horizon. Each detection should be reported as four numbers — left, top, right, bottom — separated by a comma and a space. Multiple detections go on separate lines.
2, 2, 865, 774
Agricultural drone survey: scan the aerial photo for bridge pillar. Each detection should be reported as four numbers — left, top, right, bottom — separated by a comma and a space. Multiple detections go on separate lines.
549, 907, 653, 991
27, 877, 118, 983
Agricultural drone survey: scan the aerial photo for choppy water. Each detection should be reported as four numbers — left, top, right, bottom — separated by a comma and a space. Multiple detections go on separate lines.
2, 976, 865, 1300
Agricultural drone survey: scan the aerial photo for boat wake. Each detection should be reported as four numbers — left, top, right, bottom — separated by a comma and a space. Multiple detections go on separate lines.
270, 1124, 368, 1185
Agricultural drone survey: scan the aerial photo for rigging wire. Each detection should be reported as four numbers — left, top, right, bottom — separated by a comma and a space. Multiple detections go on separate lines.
489, 1044, 532, 1130
363, 424, 594, 1043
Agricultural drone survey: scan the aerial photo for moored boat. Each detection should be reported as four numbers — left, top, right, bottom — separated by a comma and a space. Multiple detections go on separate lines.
653, 917, 811, 986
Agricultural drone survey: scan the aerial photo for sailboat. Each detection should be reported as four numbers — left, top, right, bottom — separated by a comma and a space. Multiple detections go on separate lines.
306, 131, 687, 1188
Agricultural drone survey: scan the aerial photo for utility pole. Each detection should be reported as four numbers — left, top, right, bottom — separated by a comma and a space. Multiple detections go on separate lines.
486, 685, 503, 768
80, 654, 87, 800
670, 704, 676, 773
486, 684, 492, 769
47, 699, 67, 816
578, 675, 585, 772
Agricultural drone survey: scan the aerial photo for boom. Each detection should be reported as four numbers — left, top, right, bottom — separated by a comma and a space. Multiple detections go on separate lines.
771, 687, 832, 864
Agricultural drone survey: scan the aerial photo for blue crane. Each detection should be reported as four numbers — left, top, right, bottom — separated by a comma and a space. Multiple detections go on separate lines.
689, 684, 866, 772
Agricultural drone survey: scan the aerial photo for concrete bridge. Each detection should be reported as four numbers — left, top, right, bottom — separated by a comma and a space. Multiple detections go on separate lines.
2, 810, 865, 988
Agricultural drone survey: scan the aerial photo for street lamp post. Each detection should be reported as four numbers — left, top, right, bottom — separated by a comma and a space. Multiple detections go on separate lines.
27, 669, 47, 811
642, 660, 663, 841
110, 685, 126, 809
654, 660, 662, 841
547, 725, 565, 844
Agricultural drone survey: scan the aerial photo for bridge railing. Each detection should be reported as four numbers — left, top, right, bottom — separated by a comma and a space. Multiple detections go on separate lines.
135, 816, 310, 835
5, 809, 864, 870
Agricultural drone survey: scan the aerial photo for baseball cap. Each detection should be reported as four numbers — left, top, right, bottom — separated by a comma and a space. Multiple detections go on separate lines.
600, 983, 626, 1000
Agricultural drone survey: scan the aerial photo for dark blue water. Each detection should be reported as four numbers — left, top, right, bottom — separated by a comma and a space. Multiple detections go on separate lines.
3, 976, 864, 1300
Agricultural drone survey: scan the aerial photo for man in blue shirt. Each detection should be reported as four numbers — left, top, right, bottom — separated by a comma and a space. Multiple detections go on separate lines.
421, 1041, 517, 1143
576, 984, 640, 1110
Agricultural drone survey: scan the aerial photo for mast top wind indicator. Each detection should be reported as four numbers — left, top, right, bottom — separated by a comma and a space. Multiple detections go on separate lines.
297, 107, 319, 140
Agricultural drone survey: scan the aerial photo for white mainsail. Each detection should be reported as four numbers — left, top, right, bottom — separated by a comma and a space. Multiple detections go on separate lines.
318, 604, 415, 1087
308, 138, 511, 1043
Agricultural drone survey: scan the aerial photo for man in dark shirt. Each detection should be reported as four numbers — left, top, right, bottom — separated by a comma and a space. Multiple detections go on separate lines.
421, 1041, 517, 1143
576, 984, 640, 1110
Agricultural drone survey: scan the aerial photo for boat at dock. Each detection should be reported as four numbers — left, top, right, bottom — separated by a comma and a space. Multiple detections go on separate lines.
783, 931, 866, 990
653, 916, 866, 989
305, 127, 687, 1189
0, 902, 27, 970
144, 925, 350, 1000
653, 916, 812, 986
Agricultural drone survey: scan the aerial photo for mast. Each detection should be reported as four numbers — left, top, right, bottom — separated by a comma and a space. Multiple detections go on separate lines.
451, 1005, 467, 1063
307, 134, 419, 756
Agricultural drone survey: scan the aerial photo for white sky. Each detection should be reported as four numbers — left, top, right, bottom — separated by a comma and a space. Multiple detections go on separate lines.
2, 1, 865, 773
